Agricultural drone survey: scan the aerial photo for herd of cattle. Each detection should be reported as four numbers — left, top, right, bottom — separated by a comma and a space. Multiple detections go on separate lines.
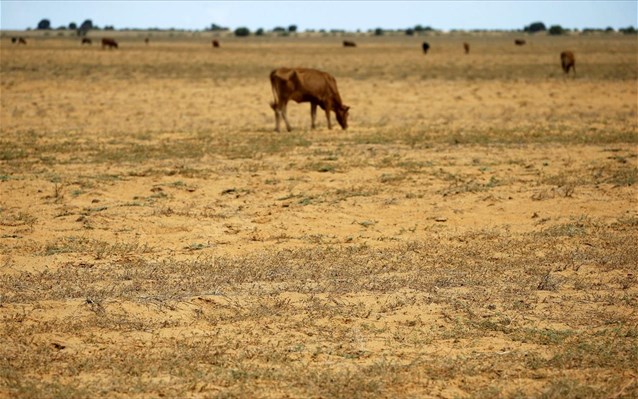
268, 38, 575, 133
8, 35, 577, 133
7, 36, 574, 69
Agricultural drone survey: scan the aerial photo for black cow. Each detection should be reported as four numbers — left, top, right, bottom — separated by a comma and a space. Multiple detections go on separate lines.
422, 42, 430, 54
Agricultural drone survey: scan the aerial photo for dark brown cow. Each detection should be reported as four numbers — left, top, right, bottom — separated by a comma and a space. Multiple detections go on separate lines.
560, 51, 575, 75
17, 37, 27, 45
463, 42, 470, 54
11, 37, 17, 43
422, 42, 430, 54
101, 37, 118, 49
81, 38, 92, 45
144, 37, 149, 45
514, 39, 526, 46
269, 67, 350, 132
343, 40, 356, 47
212, 40, 220, 48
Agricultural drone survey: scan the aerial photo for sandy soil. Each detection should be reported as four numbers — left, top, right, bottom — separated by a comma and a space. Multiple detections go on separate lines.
1, 32, 637, 398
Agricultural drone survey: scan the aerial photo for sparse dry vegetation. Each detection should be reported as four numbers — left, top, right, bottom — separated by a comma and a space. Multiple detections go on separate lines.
1, 32, 637, 398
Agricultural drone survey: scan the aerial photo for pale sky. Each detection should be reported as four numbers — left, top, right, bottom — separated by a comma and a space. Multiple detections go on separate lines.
1, 1, 636, 31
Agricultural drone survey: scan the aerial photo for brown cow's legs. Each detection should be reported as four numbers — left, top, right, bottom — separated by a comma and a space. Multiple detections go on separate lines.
325, 109, 332, 129
272, 103, 281, 132
282, 104, 292, 132
310, 103, 318, 129
274, 110, 281, 132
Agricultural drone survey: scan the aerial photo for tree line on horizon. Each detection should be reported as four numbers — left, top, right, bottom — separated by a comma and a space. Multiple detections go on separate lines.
31, 18, 638, 36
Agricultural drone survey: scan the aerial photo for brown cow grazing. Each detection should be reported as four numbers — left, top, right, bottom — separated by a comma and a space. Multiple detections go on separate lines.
463, 42, 470, 54
514, 39, 526, 46
81, 38, 92, 45
212, 40, 220, 48
269, 67, 350, 132
101, 38, 118, 49
18, 37, 27, 45
343, 40, 356, 47
560, 51, 575, 75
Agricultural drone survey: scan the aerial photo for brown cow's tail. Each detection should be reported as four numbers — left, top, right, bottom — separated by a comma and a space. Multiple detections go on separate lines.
270, 70, 280, 110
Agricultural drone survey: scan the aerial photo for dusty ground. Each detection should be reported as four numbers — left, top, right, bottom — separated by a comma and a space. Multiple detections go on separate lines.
1, 32, 637, 398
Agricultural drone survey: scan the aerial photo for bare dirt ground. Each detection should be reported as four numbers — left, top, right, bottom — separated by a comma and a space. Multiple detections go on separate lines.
1, 32, 637, 398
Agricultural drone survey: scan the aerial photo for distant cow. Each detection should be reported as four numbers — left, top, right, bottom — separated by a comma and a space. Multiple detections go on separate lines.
144, 37, 149, 45
11, 37, 17, 43
212, 40, 220, 48
101, 38, 118, 49
15, 37, 27, 45
343, 40, 356, 47
560, 51, 575, 75
422, 42, 430, 54
514, 39, 526, 46
269, 67, 350, 132
463, 42, 470, 54
81, 38, 92, 45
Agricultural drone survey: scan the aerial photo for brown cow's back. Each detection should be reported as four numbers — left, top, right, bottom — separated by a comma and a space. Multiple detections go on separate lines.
272, 68, 340, 104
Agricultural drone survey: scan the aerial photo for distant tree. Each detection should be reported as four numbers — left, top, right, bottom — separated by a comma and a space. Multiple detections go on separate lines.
69, 22, 77, 30
104, 25, 115, 31
37, 19, 51, 30
405, 28, 415, 36
548, 25, 565, 35
413, 25, 434, 33
56, 25, 66, 30
255, 28, 264, 36
288, 25, 297, 33
605, 26, 615, 32
208, 23, 228, 31
619, 26, 636, 34
273, 26, 286, 32
80, 19, 93, 30
524, 21, 546, 33
234, 27, 250, 37
374, 27, 384, 36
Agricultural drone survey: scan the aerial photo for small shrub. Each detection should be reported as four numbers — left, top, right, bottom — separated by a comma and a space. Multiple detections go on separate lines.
549, 25, 565, 35
234, 27, 250, 37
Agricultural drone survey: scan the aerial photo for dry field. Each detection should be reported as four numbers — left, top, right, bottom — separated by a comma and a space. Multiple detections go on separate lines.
1, 32, 637, 398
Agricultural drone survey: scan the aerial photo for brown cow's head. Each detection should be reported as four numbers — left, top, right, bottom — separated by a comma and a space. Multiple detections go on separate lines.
336, 105, 350, 130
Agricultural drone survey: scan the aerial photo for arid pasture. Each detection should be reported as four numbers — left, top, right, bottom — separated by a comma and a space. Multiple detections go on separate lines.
1, 32, 637, 398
